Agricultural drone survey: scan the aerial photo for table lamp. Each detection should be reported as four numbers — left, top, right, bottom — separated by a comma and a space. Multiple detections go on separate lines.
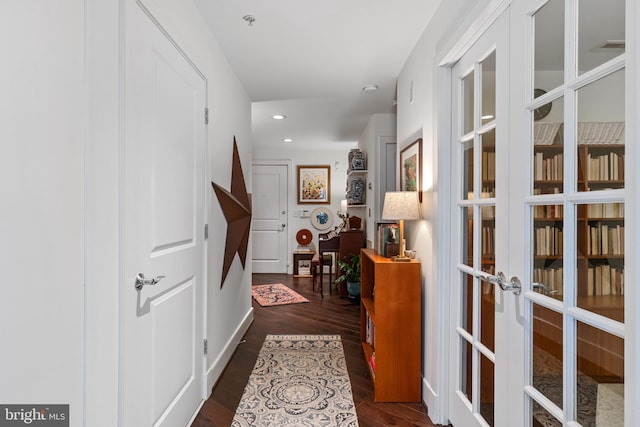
381, 191, 420, 261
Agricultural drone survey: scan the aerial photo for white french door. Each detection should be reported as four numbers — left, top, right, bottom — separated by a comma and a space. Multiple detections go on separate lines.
448, 1, 629, 426
449, 10, 520, 427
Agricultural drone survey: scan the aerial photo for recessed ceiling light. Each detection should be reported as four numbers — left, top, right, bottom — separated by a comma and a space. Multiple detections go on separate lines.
362, 85, 378, 94
283, 138, 293, 143
481, 114, 494, 120
272, 114, 286, 120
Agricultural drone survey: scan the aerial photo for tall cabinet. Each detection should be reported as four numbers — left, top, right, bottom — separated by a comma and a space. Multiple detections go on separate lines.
360, 248, 421, 402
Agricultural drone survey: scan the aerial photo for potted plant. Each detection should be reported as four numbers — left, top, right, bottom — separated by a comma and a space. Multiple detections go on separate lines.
335, 254, 361, 301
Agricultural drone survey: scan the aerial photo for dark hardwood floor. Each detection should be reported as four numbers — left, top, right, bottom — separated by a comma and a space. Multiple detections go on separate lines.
192, 273, 447, 427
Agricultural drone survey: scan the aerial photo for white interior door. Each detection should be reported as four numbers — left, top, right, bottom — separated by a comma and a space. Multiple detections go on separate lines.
122, 4, 206, 426
448, 1, 629, 426
448, 10, 516, 427
516, 1, 627, 426
251, 163, 289, 273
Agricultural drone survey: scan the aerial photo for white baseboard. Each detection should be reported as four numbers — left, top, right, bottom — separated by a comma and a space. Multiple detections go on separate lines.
423, 377, 447, 425
205, 308, 254, 395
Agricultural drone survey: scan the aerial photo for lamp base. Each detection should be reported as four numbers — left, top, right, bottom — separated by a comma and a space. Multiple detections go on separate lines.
391, 255, 412, 262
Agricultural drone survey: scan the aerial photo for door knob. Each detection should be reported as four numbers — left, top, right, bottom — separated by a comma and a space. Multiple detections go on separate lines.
135, 273, 166, 290
481, 271, 521, 295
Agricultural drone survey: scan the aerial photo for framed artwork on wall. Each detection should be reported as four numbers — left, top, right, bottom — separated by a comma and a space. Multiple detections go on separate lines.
399, 138, 422, 202
297, 165, 331, 204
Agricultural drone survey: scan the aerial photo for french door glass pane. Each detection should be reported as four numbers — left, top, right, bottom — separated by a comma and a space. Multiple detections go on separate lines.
532, 400, 562, 426
576, 321, 624, 426
481, 130, 496, 198
480, 353, 495, 427
533, 304, 563, 408
578, 0, 625, 75
481, 51, 496, 125
463, 72, 475, 135
480, 277, 495, 352
576, 203, 624, 322
532, 205, 564, 299
462, 272, 474, 335
576, 68, 625, 192
462, 207, 473, 267
534, 0, 564, 93
463, 139, 474, 200
461, 337, 473, 402
481, 206, 495, 274
533, 96, 564, 195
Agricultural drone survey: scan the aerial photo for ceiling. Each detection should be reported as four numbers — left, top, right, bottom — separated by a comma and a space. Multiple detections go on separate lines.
194, 0, 441, 148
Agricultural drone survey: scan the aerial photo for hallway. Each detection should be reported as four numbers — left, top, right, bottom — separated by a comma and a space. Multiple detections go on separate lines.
192, 274, 443, 427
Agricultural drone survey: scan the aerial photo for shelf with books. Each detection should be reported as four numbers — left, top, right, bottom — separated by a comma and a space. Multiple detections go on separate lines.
360, 248, 421, 402
577, 144, 625, 191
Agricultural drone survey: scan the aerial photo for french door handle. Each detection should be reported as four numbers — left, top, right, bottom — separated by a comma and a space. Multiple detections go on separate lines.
481, 271, 522, 295
135, 273, 166, 290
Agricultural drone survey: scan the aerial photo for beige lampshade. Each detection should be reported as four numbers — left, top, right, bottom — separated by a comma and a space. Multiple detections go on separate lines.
382, 191, 420, 221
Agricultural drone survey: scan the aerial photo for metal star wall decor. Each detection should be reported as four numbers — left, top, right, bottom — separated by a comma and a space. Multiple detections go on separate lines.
212, 137, 252, 287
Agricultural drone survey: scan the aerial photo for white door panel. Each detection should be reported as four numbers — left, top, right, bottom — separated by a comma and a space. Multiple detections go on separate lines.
122, 4, 205, 426
449, 10, 514, 427
448, 1, 629, 426
252, 164, 288, 273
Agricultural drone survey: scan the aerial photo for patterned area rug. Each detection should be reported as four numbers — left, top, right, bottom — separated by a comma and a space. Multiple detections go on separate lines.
251, 283, 309, 307
232, 335, 359, 426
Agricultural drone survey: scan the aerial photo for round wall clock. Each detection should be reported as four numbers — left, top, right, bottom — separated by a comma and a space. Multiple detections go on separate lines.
310, 207, 334, 230
533, 88, 552, 121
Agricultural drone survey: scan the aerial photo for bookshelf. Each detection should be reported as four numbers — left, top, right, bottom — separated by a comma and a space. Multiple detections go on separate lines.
533, 141, 625, 301
532, 134, 625, 379
360, 248, 421, 402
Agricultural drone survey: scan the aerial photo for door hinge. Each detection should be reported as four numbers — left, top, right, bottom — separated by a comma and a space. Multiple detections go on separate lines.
204, 339, 208, 355
204, 223, 208, 240
204, 107, 209, 125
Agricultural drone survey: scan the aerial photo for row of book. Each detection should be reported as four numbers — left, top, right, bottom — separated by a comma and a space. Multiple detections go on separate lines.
533, 267, 564, 296
482, 226, 494, 257
534, 225, 564, 256
533, 204, 564, 219
586, 224, 624, 256
586, 203, 623, 218
587, 265, 624, 296
532, 265, 625, 296
532, 203, 622, 219
534, 152, 563, 181
586, 152, 624, 181
481, 151, 496, 181
364, 312, 375, 348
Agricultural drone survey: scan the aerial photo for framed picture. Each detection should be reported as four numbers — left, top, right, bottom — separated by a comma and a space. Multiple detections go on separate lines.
297, 165, 331, 204
399, 138, 422, 202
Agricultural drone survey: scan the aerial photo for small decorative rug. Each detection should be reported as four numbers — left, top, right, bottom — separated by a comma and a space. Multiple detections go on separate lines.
251, 283, 309, 307
232, 334, 359, 426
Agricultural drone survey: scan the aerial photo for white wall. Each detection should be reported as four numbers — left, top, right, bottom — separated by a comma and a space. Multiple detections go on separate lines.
0, 0, 85, 420
1, 0, 252, 425
396, 0, 492, 423
253, 145, 354, 272
358, 114, 396, 245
